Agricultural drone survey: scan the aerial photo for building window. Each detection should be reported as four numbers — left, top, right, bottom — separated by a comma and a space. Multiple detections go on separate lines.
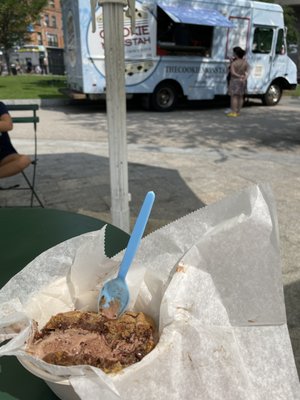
44, 14, 49, 27
47, 33, 58, 47
49, 0, 55, 7
37, 32, 43, 45
51, 16, 57, 28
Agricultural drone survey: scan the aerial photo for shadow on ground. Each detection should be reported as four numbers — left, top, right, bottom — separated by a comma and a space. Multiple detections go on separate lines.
0, 153, 205, 230
43, 97, 300, 155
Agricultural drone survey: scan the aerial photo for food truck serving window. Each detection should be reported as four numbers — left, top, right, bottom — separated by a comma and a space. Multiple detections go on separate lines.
157, 3, 233, 57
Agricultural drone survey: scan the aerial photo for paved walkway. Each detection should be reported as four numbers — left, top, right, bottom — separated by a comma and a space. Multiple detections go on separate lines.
1, 95, 300, 377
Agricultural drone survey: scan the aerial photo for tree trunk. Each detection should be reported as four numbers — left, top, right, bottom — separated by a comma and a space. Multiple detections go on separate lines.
4, 50, 11, 75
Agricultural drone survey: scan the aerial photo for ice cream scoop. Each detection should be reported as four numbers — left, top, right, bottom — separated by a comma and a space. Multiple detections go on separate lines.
98, 191, 155, 319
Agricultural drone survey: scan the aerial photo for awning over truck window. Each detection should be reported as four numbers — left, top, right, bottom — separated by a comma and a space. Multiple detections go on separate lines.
157, 2, 233, 28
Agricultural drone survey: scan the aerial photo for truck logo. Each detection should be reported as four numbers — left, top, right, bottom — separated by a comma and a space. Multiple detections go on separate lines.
165, 66, 227, 74
87, 2, 157, 84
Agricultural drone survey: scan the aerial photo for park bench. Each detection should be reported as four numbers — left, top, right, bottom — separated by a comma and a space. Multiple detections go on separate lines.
2, 104, 44, 207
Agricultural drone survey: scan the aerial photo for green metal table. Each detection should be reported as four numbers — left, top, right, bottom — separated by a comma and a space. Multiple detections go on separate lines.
0, 208, 129, 400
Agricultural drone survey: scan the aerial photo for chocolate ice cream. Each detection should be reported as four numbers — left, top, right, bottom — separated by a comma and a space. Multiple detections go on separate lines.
26, 310, 157, 373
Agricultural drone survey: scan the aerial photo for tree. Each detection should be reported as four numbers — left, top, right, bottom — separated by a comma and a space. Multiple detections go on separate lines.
0, 0, 47, 74
257, 0, 299, 44
282, 6, 299, 45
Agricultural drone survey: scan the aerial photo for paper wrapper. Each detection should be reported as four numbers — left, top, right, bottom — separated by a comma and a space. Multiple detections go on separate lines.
0, 184, 299, 399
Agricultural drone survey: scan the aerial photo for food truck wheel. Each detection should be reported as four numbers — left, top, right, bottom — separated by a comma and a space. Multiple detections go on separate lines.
151, 83, 178, 111
262, 84, 282, 106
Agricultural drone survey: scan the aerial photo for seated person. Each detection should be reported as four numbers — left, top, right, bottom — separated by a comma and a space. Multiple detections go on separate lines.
0, 101, 31, 179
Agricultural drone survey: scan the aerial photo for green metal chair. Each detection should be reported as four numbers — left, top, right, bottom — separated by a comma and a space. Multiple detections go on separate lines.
1, 104, 44, 207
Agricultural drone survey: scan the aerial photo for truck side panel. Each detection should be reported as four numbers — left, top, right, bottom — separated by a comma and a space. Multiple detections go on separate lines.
62, 0, 103, 95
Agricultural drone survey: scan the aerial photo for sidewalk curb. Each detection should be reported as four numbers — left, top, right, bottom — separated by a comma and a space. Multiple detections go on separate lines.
3, 98, 71, 107
2, 94, 300, 109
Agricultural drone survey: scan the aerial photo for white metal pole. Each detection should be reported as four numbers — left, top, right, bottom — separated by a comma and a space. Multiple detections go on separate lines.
98, 0, 130, 233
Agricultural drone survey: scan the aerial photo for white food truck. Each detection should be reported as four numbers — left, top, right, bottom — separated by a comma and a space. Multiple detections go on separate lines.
61, 0, 297, 111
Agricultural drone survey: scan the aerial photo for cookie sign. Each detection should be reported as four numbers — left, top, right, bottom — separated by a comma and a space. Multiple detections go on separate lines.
87, 2, 158, 85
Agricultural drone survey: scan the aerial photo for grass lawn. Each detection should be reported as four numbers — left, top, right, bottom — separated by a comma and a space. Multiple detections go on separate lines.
0, 74, 67, 99
0, 73, 299, 100
284, 84, 300, 96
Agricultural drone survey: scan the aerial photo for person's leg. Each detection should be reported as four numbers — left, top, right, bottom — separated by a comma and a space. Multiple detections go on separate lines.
231, 95, 239, 113
0, 153, 31, 178
237, 95, 244, 114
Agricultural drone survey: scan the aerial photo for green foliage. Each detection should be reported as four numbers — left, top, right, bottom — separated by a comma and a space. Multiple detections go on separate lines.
283, 6, 299, 45
0, 0, 48, 50
256, 0, 299, 44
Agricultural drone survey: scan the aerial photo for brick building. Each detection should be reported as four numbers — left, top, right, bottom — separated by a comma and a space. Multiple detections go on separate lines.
29, 0, 65, 74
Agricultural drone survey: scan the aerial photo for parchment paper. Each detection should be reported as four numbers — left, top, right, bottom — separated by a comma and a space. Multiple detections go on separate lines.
0, 184, 299, 399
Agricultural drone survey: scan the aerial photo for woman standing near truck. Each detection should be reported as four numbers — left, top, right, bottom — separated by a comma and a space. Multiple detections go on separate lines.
227, 47, 249, 117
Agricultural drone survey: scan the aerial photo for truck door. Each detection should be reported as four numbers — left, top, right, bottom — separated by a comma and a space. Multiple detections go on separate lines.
249, 26, 275, 92
269, 28, 287, 80
248, 26, 287, 104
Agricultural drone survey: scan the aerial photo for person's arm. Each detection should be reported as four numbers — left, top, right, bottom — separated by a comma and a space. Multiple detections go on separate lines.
0, 112, 13, 132
230, 61, 247, 80
230, 62, 241, 78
